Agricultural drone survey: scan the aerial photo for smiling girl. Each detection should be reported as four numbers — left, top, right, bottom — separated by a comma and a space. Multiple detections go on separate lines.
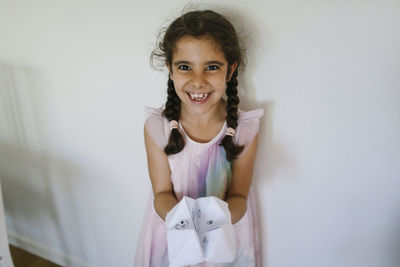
135, 9, 264, 267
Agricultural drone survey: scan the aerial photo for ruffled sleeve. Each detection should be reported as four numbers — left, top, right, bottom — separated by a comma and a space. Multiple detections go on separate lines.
234, 108, 264, 156
144, 106, 169, 149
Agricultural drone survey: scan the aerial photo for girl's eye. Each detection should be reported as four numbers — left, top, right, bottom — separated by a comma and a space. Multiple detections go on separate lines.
206, 65, 219, 71
178, 65, 190, 71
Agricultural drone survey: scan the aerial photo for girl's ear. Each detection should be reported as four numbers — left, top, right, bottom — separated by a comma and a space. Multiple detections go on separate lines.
167, 63, 173, 80
226, 62, 238, 82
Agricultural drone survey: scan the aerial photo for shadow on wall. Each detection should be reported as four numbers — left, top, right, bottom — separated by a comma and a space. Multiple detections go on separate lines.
0, 63, 96, 266
237, 13, 298, 266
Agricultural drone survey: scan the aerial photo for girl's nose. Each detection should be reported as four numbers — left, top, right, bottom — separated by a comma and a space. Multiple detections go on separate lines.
190, 71, 206, 88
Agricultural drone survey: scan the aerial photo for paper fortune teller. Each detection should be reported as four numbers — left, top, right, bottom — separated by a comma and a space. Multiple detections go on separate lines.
165, 196, 236, 267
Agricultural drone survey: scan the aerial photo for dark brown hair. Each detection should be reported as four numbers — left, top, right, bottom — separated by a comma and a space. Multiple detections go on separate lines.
151, 9, 244, 161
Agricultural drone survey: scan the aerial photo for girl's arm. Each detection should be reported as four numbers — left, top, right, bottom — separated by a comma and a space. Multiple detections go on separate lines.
144, 126, 178, 221
225, 133, 259, 224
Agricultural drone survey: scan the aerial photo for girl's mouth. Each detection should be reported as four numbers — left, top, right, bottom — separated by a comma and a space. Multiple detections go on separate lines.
187, 92, 212, 104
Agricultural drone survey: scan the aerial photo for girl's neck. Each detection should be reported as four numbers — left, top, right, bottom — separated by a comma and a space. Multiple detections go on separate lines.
180, 99, 226, 127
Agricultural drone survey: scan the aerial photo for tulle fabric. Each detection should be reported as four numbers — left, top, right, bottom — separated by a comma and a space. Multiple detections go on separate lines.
135, 106, 264, 267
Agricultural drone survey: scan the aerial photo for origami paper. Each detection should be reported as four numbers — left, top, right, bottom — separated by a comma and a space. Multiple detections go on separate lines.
165, 196, 236, 267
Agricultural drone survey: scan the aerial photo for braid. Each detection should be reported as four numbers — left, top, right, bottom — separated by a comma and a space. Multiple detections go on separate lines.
220, 68, 244, 161
162, 78, 185, 155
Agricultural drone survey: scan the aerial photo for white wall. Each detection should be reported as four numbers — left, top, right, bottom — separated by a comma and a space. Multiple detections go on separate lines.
0, 0, 399, 267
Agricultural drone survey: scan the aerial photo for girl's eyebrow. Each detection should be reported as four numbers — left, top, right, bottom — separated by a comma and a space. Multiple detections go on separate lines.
173, 60, 225, 66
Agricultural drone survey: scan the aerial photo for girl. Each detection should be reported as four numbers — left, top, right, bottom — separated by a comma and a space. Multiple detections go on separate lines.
135, 9, 263, 267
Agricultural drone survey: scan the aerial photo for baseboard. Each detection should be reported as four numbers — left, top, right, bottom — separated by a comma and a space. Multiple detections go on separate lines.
7, 231, 93, 267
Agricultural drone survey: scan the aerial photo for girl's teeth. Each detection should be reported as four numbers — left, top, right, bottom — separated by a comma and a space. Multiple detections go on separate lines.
189, 93, 208, 100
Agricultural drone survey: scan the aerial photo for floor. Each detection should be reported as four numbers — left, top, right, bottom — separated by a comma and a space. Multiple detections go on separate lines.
9, 245, 61, 267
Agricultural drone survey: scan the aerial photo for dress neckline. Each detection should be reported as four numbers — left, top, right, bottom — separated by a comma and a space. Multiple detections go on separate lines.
179, 121, 227, 146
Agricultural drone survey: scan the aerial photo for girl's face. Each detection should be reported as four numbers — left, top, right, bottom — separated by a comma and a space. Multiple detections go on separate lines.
168, 35, 237, 116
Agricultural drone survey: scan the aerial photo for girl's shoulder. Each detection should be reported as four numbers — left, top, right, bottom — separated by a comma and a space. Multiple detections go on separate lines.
144, 106, 169, 149
237, 108, 264, 124
144, 106, 164, 119
235, 108, 264, 153
143, 106, 264, 151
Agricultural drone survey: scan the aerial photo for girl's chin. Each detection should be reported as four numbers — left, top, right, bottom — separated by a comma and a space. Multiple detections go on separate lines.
181, 101, 223, 115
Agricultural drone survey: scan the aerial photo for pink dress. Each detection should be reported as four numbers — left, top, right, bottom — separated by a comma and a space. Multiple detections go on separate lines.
135, 106, 264, 267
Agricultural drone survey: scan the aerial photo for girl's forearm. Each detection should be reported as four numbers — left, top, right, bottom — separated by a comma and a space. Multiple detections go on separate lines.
225, 194, 247, 224
154, 191, 179, 221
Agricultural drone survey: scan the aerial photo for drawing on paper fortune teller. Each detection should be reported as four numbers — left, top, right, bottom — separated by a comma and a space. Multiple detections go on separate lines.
165, 196, 236, 266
